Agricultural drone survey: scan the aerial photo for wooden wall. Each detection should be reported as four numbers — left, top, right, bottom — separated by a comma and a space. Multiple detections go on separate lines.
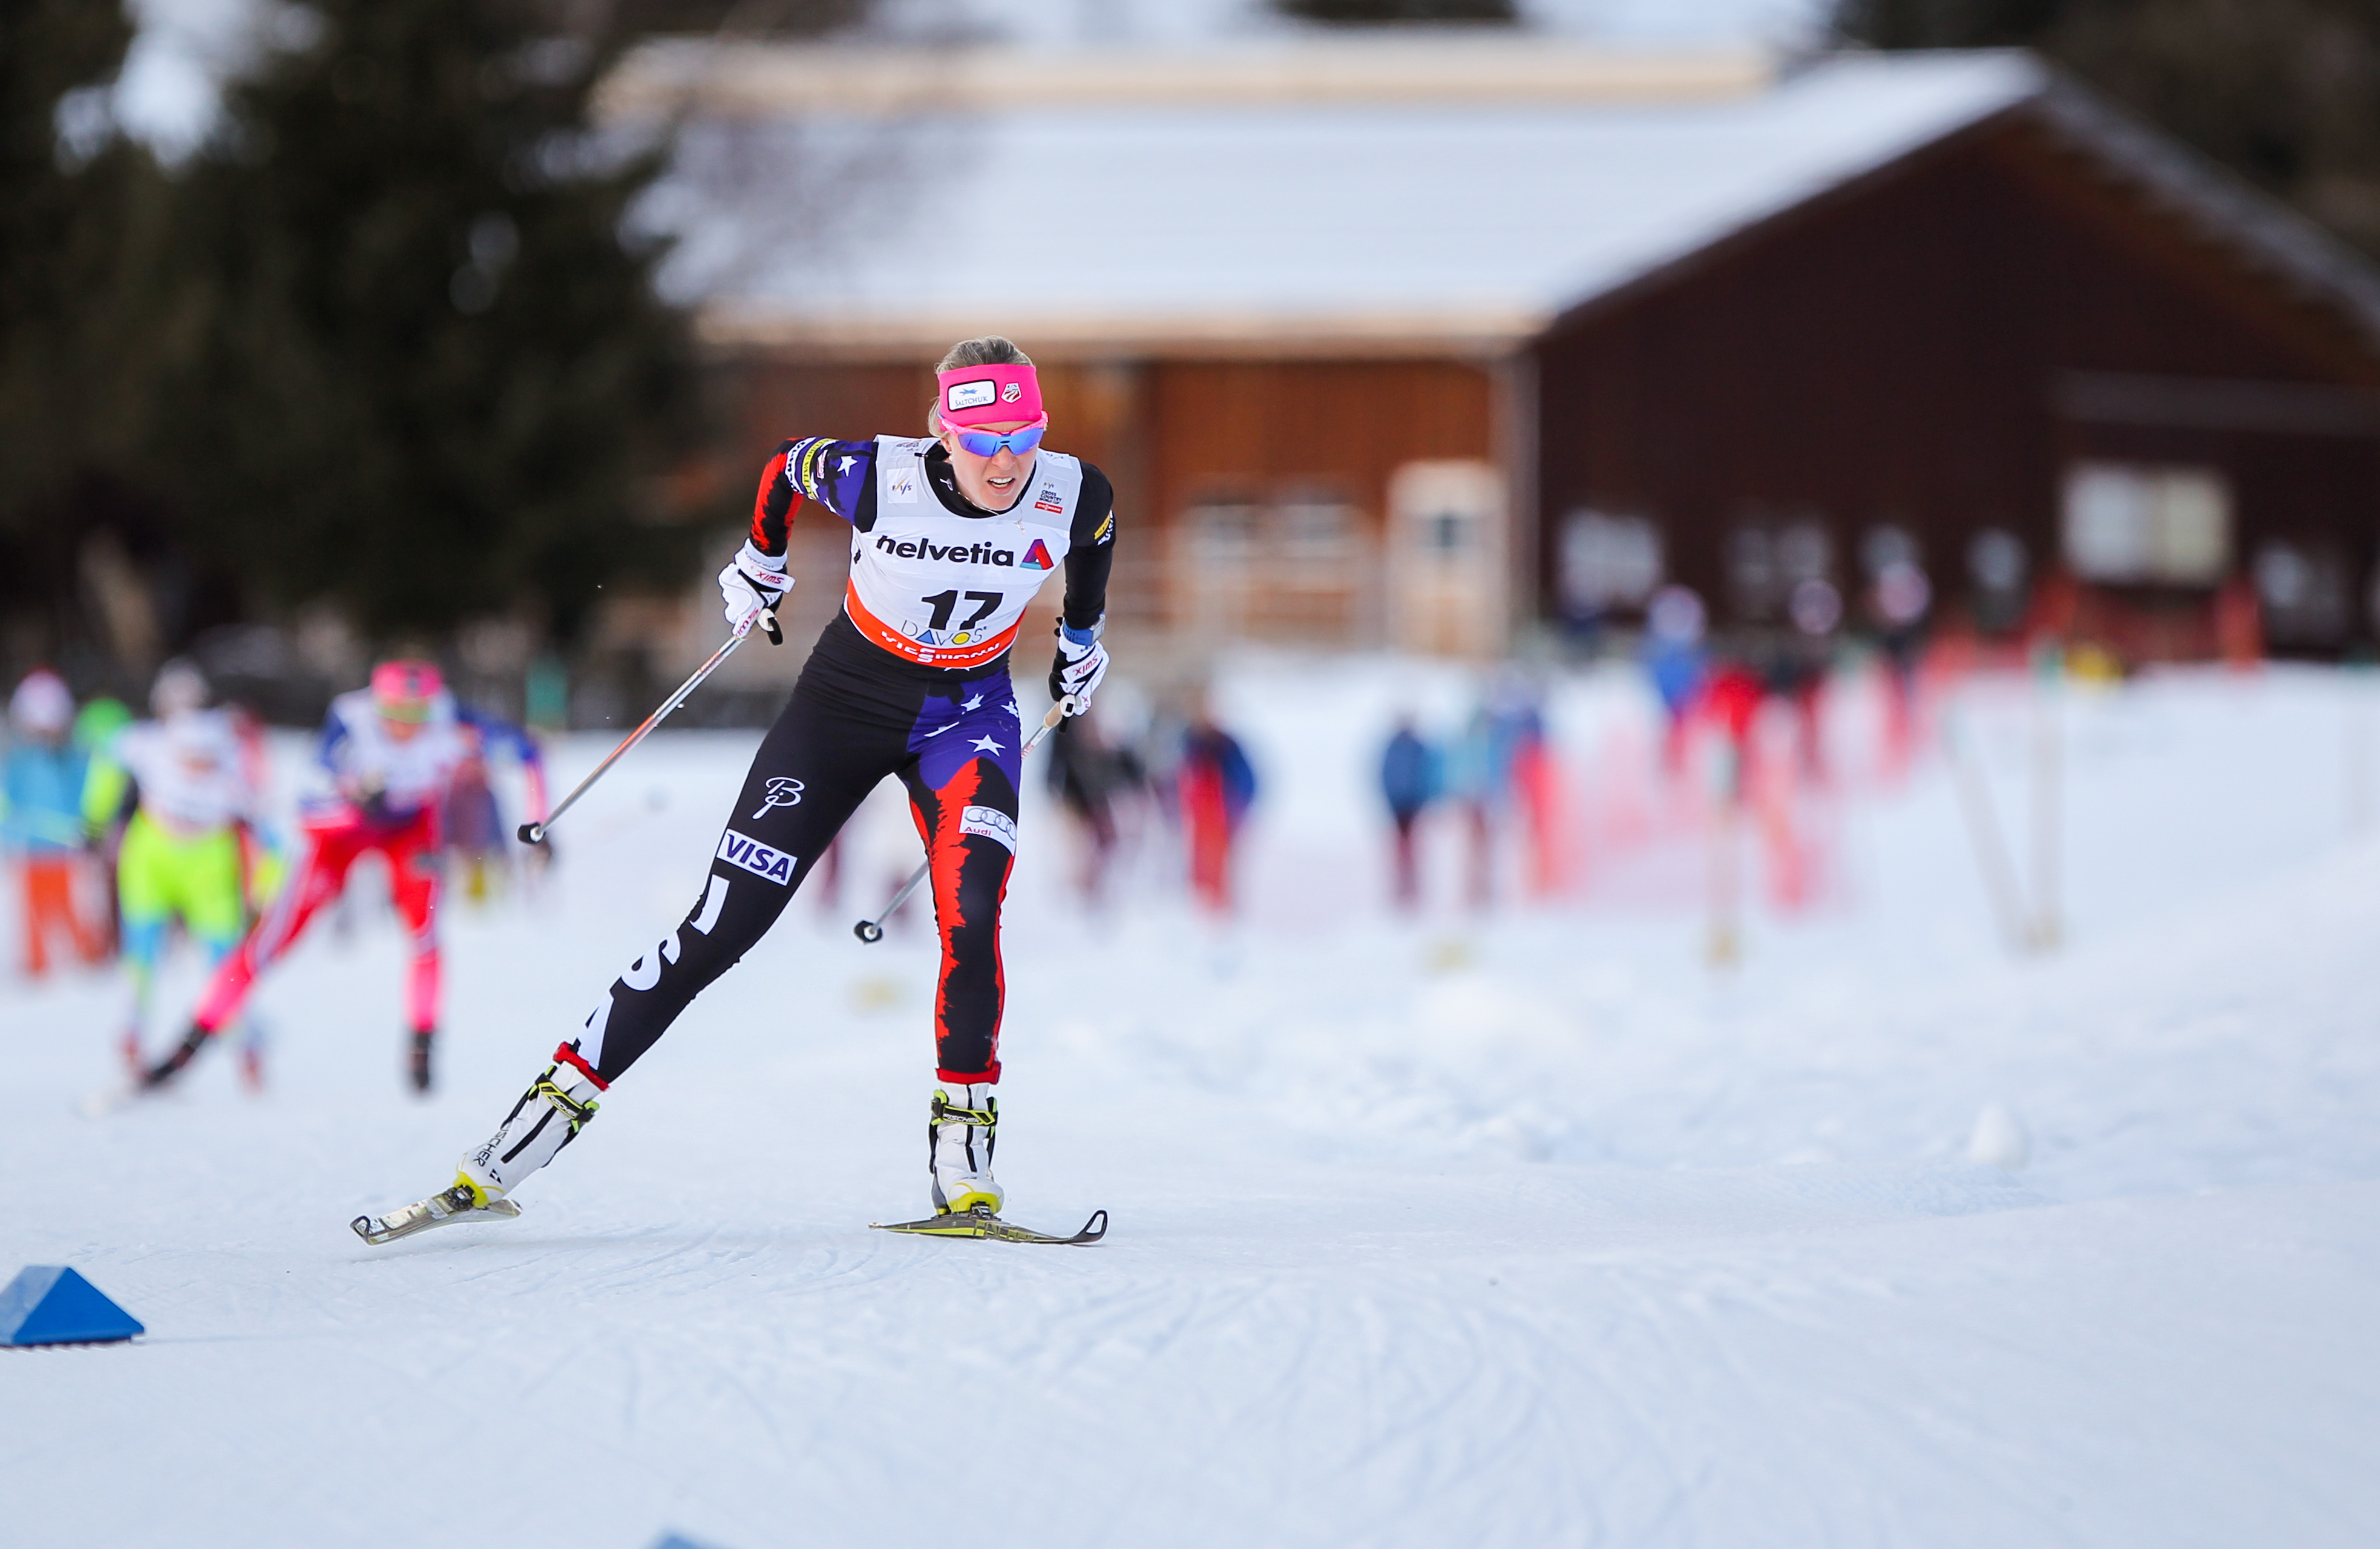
1530, 109, 2380, 645
1145, 361, 1496, 525
728, 353, 1500, 643
1147, 360, 1498, 645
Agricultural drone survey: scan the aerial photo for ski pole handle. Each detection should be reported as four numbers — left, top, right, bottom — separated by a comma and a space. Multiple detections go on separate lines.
854, 695, 1077, 942
1024, 693, 1080, 752
517, 613, 775, 846
739, 571, 786, 646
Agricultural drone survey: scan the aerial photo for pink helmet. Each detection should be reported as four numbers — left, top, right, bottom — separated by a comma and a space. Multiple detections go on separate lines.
370, 659, 444, 723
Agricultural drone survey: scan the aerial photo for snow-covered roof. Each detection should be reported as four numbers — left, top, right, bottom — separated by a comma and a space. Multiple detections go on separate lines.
630, 45, 2036, 355
2026, 82, 2380, 352
623, 43, 2380, 358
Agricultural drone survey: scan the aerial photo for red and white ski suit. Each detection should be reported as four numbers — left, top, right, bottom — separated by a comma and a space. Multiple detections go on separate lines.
192, 689, 482, 1038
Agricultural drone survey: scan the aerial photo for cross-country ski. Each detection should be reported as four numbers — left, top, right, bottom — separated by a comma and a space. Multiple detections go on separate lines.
871, 1206, 1109, 1245
350, 1183, 523, 1245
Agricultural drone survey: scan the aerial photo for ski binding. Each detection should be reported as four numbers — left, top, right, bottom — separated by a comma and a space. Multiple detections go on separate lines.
352, 1182, 521, 1246
871, 1205, 1107, 1245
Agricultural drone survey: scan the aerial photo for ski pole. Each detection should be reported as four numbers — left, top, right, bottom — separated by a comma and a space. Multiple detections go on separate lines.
854, 694, 1077, 942
518, 605, 782, 846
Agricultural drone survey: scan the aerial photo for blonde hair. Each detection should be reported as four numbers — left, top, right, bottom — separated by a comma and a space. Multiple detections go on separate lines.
928, 336, 1034, 433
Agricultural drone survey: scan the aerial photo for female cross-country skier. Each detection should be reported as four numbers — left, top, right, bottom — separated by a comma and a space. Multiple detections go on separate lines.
358, 336, 1113, 1240
137, 659, 544, 1095
108, 660, 283, 1085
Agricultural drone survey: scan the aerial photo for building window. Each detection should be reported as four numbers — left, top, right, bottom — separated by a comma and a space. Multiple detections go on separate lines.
1967, 528, 2027, 592
1967, 527, 2030, 633
2255, 539, 2349, 645
1861, 524, 1919, 579
1182, 496, 1261, 561
1726, 525, 1775, 619
1559, 510, 1662, 619
2060, 463, 2232, 585
1423, 510, 1472, 555
1273, 488, 1360, 564
1777, 522, 1832, 587
1174, 485, 1374, 643
1726, 514, 1831, 622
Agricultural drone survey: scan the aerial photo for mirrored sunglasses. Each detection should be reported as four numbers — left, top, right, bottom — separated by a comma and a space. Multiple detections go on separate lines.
949, 418, 1047, 459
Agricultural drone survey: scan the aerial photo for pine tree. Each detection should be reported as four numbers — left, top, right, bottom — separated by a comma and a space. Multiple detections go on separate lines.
0, 0, 182, 663
170, 0, 708, 642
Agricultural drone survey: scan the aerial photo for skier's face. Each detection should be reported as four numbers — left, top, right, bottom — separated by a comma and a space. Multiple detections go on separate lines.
939, 419, 1040, 512
381, 712, 425, 743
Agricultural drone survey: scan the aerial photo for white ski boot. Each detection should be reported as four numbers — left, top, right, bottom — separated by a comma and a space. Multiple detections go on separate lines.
459, 1061, 603, 1203
929, 1083, 1003, 1216
350, 1061, 600, 1245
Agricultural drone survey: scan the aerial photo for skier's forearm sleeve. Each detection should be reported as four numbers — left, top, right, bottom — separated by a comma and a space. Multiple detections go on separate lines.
748, 441, 804, 562
1062, 465, 1115, 631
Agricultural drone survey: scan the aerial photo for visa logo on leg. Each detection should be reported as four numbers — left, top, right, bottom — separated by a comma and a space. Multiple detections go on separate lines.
717, 829, 796, 884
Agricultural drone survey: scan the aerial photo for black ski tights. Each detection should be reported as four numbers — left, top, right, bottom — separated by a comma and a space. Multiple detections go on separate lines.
558, 622, 1024, 1088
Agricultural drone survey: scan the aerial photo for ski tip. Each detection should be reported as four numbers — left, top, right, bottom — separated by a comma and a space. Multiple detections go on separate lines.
349, 1215, 376, 1244
1077, 1209, 1109, 1243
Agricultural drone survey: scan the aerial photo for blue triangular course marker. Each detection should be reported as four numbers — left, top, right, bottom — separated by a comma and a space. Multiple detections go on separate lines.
0, 1266, 144, 1346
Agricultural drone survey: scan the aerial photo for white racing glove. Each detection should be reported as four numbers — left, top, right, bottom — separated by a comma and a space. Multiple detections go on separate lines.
1048, 619, 1109, 712
717, 541, 793, 638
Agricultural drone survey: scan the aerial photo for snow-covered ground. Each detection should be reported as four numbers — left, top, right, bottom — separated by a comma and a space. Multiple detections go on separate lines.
5, 656, 2379, 1548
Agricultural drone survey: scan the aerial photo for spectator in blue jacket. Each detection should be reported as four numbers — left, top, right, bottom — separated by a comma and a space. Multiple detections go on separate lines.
5, 670, 106, 976
1378, 717, 1438, 910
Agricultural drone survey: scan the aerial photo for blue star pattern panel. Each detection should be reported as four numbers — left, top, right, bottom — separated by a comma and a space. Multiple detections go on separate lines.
905, 684, 1026, 792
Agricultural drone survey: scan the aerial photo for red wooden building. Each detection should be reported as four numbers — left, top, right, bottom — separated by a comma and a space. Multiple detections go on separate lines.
607, 38, 2380, 680
1532, 69, 2380, 660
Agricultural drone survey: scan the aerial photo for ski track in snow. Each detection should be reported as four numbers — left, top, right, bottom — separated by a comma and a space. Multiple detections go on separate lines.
4, 661, 2379, 1547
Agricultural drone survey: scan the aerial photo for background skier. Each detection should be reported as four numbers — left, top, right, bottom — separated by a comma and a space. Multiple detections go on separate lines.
1378, 715, 1437, 910
109, 660, 282, 1085
5, 670, 107, 977
1047, 709, 1140, 907
1181, 699, 1255, 916
137, 659, 544, 1095
444, 714, 549, 903
74, 692, 137, 956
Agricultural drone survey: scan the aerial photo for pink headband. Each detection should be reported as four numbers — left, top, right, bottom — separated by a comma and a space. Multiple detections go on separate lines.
936, 363, 1042, 429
